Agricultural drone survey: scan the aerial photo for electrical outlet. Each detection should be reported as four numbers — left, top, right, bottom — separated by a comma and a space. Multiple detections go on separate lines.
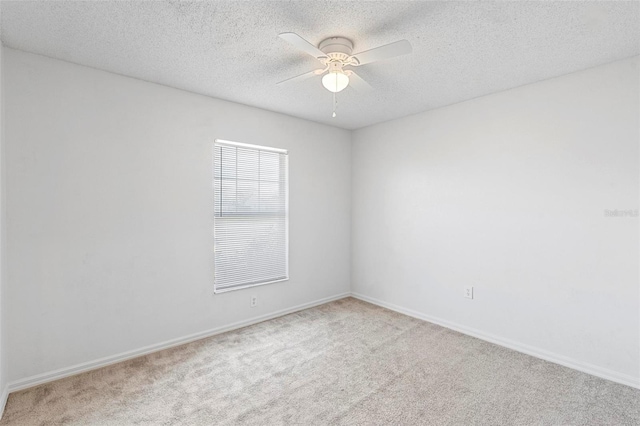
464, 286, 474, 299
250, 295, 258, 308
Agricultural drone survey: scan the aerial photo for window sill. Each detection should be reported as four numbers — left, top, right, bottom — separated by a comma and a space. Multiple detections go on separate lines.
214, 277, 290, 294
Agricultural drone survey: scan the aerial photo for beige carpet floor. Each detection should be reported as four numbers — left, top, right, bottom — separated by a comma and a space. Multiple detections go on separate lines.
1, 297, 639, 425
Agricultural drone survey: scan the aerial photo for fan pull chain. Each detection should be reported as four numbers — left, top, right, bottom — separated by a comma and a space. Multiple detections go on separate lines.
332, 91, 337, 118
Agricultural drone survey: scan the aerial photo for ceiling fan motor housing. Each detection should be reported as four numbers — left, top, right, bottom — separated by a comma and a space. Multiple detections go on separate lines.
319, 37, 354, 62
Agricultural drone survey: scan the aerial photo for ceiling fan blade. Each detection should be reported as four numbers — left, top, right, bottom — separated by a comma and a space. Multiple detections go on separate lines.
277, 69, 325, 86
346, 71, 373, 93
279, 32, 327, 61
352, 39, 412, 66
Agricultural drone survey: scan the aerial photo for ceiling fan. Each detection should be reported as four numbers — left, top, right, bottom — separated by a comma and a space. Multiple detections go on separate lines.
277, 33, 412, 95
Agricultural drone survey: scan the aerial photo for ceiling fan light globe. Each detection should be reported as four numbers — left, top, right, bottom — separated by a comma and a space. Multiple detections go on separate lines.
322, 72, 349, 93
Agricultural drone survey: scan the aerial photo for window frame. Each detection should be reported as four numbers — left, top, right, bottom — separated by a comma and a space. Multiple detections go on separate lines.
212, 139, 289, 294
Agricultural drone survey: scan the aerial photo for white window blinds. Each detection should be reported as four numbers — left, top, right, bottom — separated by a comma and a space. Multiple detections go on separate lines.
213, 140, 289, 293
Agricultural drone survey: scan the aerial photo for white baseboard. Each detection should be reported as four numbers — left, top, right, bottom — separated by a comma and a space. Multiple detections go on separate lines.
0, 385, 8, 420
5, 290, 637, 409
351, 292, 640, 390
7, 292, 351, 394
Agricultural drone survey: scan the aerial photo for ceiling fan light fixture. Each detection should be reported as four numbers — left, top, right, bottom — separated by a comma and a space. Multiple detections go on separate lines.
322, 71, 349, 93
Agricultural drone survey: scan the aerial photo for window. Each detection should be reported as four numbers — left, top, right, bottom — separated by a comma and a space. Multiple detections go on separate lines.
213, 139, 289, 293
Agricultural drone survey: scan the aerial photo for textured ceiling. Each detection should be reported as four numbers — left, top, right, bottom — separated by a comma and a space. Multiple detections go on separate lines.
2, 1, 639, 130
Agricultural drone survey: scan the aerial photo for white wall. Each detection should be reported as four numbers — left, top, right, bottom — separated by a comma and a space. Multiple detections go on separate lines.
3, 44, 638, 391
0, 4, 6, 405
3, 47, 351, 383
352, 57, 639, 385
